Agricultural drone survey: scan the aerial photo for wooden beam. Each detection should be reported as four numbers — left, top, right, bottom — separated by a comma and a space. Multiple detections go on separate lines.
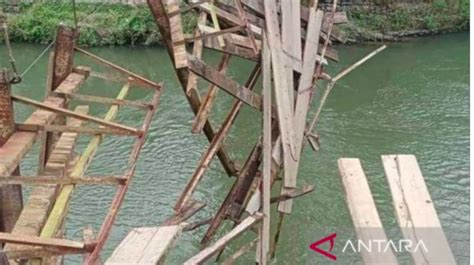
53, 92, 152, 109
257, 33, 271, 265
161, 200, 206, 226
191, 54, 231, 133
186, 12, 207, 96
51, 25, 76, 90
278, 7, 324, 214
338, 158, 398, 264
148, 0, 239, 177
0, 70, 23, 233
0, 176, 126, 186
0, 233, 88, 251
202, 36, 260, 62
223, 238, 257, 265
16, 123, 139, 137
168, 0, 188, 68
105, 225, 184, 265
12, 95, 140, 135
174, 64, 261, 212
183, 25, 245, 44
270, 185, 314, 204
263, 0, 297, 187
381, 155, 456, 264
184, 213, 263, 265
4, 106, 89, 260
187, 55, 262, 110
39, 83, 131, 244
2, 247, 86, 260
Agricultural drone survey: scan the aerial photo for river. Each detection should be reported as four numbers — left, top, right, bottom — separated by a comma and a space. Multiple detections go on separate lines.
1, 32, 469, 264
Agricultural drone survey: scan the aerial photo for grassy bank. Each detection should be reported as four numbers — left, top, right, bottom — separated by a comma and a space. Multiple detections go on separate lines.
0, 1, 470, 46
344, 0, 469, 41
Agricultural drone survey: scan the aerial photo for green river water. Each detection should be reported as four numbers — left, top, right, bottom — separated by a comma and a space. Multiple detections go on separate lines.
1, 32, 469, 264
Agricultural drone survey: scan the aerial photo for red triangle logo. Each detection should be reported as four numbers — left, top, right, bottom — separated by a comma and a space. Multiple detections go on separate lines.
309, 233, 337, 261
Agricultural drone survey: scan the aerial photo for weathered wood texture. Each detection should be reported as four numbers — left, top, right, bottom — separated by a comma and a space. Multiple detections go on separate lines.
168, 0, 188, 68
381, 155, 456, 265
338, 158, 398, 264
4, 106, 89, 259
105, 225, 184, 265
184, 213, 263, 265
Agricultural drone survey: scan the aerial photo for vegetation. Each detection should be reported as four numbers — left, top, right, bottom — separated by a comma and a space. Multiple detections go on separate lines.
345, 0, 469, 40
0, 1, 469, 46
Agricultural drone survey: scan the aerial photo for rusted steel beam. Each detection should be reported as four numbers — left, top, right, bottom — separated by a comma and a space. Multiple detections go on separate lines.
84, 88, 162, 265
192, 54, 231, 133
51, 25, 76, 90
201, 139, 262, 247
0, 70, 23, 233
174, 63, 261, 211
148, 0, 239, 177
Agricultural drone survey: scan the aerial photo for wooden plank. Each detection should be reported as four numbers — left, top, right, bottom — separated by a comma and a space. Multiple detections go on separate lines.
83, 226, 102, 265
12, 95, 140, 135
223, 238, 257, 265
39, 83, 130, 243
4, 106, 89, 258
174, 64, 261, 212
186, 12, 207, 96
161, 200, 206, 226
338, 158, 398, 264
257, 33, 271, 265
263, 0, 297, 188
209, 0, 225, 47
16, 123, 139, 137
270, 184, 314, 204
187, 55, 262, 110
53, 92, 152, 109
184, 213, 263, 265
281, 0, 302, 99
184, 25, 245, 44
148, 0, 239, 178
167, 0, 188, 68
191, 54, 231, 133
381, 155, 456, 264
0, 233, 86, 250
0, 176, 126, 186
278, 8, 324, 213
51, 25, 76, 90
202, 36, 259, 62
105, 225, 183, 265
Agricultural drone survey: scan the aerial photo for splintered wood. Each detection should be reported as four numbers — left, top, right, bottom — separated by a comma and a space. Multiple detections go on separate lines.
145, 0, 347, 264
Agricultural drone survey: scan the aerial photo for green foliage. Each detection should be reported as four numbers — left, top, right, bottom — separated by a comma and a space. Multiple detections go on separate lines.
3, 3, 199, 46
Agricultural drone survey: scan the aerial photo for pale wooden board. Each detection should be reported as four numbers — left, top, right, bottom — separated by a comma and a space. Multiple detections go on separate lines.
184, 213, 263, 265
263, 0, 297, 189
167, 0, 188, 69
338, 158, 398, 264
381, 155, 456, 265
106, 225, 183, 265
278, 8, 324, 213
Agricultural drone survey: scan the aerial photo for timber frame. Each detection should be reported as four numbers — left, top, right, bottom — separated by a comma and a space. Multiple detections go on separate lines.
0, 24, 162, 264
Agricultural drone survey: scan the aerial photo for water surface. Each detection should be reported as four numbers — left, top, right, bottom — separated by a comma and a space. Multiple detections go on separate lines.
1, 33, 469, 264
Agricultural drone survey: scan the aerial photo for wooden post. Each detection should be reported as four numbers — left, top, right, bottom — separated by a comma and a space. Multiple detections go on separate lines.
0, 70, 23, 233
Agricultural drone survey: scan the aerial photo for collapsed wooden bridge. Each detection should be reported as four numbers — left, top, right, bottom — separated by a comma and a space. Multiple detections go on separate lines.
0, 0, 393, 264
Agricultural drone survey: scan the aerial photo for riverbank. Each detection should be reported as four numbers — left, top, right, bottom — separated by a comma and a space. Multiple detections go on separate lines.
0, 1, 469, 46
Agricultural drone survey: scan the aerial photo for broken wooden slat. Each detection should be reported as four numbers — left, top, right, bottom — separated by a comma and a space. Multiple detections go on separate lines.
191, 54, 231, 133
223, 238, 257, 265
271, 185, 314, 204
2, 247, 86, 260
105, 225, 184, 265
167, 0, 188, 68
187, 55, 262, 110
202, 36, 260, 62
53, 92, 152, 109
263, 0, 297, 187
186, 12, 207, 96
184, 25, 245, 45
281, 0, 302, 95
381, 155, 456, 264
184, 213, 263, 265
12, 95, 140, 135
278, 7, 324, 214
161, 200, 206, 226
338, 158, 398, 264
233, 0, 259, 53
